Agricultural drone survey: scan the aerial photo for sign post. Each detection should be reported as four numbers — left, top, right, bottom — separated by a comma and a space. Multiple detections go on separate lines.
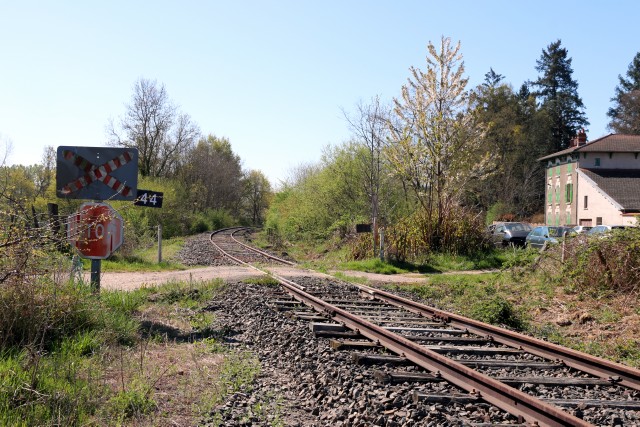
67, 202, 124, 292
57, 146, 138, 293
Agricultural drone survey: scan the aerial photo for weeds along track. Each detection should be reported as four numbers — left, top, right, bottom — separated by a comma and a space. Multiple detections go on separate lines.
208, 228, 640, 426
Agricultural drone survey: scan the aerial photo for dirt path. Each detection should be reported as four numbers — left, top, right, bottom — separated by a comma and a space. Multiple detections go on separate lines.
90, 266, 501, 291
88, 265, 464, 291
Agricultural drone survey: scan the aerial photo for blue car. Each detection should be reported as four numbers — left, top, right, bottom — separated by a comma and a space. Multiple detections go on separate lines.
526, 226, 575, 249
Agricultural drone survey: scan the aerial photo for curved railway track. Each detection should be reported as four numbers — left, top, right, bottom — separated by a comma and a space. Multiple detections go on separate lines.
210, 227, 640, 426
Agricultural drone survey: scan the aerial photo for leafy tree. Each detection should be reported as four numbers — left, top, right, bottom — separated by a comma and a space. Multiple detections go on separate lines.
179, 135, 243, 214
608, 52, 640, 134
531, 40, 589, 152
241, 170, 272, 226
387, 37, 490, 248
108, 78, 200, 177
470, 70, 549, 218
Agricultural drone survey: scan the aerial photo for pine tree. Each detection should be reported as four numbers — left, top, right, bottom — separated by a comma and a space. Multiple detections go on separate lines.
607, 52, 640, 134
532, 40, 589, 152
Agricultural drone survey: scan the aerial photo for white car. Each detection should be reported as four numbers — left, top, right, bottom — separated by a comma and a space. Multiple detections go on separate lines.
572, 225, 592, 234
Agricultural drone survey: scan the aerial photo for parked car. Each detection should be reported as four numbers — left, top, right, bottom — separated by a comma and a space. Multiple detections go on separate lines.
572, 225, 592, 234
587, 225, 630, 235
490, 222, 533, 247
525, 226, 575, 249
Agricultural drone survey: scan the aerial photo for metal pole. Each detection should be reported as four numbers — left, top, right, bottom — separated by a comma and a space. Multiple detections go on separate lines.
90, 259, 101, 294
157, 223, 163, 263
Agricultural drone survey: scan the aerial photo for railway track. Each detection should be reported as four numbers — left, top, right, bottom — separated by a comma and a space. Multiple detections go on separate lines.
209, 227, 640, 426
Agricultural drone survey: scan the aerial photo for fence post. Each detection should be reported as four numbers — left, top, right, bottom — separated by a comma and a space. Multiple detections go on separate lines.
90, 259, 101, 294
157, 223, 163, 263
379, 228, 385, 261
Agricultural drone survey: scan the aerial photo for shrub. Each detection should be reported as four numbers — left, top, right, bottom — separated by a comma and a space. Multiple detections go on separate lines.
383, 207, 491, 262
0, 276, 98, 351
470, 294, 524, 329
561, 228, 640, 294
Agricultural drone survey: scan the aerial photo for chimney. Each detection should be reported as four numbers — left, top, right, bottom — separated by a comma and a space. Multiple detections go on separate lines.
570, 129, 587, 147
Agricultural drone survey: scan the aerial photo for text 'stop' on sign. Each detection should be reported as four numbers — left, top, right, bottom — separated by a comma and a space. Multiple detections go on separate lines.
56, 146, 139, 201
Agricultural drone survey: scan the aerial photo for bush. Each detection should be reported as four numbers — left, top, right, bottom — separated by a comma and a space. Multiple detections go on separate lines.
384, 207, 491, 262
471, 294, 524, 329
0, 275, 97, 351
561, 228, 640, 294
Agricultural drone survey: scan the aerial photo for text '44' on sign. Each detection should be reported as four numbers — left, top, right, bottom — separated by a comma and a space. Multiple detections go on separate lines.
134, 189, 163, 208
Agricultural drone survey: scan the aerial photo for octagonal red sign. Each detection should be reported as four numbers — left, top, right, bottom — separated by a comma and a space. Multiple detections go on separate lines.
67, 202, 124, 259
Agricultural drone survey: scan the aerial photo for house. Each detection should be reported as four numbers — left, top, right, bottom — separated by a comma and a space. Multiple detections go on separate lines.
538, 131, 640, 227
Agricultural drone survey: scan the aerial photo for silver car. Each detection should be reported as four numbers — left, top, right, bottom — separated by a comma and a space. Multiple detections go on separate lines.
526, 226, 574, 249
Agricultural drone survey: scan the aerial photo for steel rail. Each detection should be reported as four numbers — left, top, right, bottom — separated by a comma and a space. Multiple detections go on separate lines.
354, 284, 640, 392
210, 228, 306, 290
228, 228, 296, 266
273, 276, 590, 427
209, 229, 593, 426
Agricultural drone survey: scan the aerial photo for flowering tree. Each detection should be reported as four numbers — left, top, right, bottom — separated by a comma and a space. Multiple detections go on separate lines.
387, 37, 490, 248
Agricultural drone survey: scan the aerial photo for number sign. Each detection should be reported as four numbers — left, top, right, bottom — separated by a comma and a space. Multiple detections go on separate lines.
356, 223, 372, 233
134, 189, 163, 208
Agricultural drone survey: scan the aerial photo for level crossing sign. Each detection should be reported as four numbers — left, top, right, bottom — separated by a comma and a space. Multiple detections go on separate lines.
67, 202, 124, 259
56, 146, 138, 201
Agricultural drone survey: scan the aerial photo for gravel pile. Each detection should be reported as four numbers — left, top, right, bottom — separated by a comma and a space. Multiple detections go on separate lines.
176, 233, 232, 266
177, 230, 297, 266
201, 279, 518, 426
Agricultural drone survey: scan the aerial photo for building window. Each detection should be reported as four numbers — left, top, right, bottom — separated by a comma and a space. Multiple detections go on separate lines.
595, 158, 601, 167
584, 195, 588, 209
596, 217, 603, 225
565, 183, 573, 203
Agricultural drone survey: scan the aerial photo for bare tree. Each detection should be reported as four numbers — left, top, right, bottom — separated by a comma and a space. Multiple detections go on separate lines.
108, 78, 200, 177
343, 96, 390, 254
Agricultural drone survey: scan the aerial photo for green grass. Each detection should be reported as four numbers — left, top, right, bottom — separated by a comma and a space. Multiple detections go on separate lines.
242, 276, 281, 286
0, 276, 230, 425
340, 258, 409, 274
136, 236, 185, 263
427, 251, 507, 271
387, 272, 527, 329
334, 250, 507, 277
0, 340, 105, 426
148, 278, 225, 307
81, 236, 187, 272
332, 271, 370, 284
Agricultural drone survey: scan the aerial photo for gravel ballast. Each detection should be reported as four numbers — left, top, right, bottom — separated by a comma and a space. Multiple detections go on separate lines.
201, 279, 518, 426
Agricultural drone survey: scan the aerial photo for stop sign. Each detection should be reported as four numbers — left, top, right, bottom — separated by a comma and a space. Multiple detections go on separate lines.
67, 202, 124, 259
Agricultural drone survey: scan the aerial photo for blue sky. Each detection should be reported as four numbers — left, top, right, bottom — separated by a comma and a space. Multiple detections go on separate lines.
1, 1, 639, 186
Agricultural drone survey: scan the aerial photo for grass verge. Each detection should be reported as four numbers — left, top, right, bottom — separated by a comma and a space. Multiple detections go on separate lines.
83, 236, 187, 272
0, 274, 272, 425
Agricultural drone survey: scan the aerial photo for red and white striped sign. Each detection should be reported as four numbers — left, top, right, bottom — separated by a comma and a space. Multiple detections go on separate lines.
60, 150, 135, 197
